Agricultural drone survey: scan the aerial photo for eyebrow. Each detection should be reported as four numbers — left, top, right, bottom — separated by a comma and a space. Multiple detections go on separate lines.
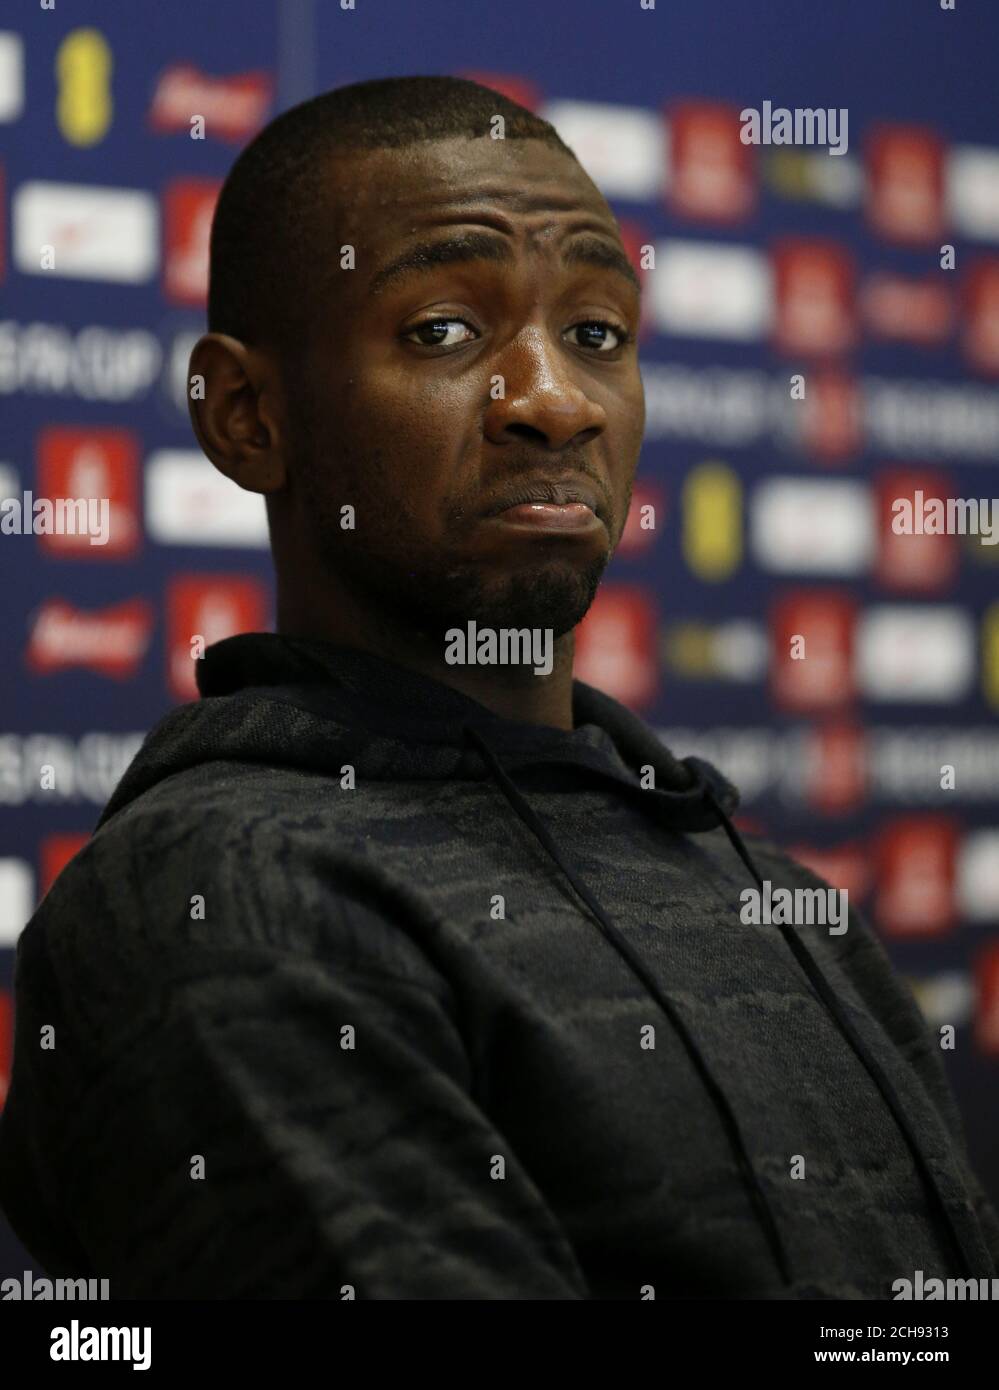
368, 229, 642, 296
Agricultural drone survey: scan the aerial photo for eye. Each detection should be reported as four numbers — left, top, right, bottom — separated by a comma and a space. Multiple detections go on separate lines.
403, 317, 478, 349
402, 315, 632, 354
565, 319, 630, 352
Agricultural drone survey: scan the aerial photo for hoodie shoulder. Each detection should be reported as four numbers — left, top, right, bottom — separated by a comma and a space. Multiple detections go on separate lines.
733, 832, 970, 1127
21, 751, 453, 1052
94, 687, 343, 830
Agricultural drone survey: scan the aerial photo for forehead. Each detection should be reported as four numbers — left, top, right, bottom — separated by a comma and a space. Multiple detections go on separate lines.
329, 136, 617, 241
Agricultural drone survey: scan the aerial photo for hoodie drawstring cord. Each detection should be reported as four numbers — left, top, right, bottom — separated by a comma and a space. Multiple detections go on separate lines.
706, 787, 982, 1280
462, 722, 795, 1288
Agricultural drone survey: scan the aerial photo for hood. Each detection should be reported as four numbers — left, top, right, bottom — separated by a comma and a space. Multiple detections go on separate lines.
96, 631, 739, 834
92, 631, 981, 1287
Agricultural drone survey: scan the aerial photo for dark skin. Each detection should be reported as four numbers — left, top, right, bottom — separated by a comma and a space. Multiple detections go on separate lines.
189, 135, 645, 730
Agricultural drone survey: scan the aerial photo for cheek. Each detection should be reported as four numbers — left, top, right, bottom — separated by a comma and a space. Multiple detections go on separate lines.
622, 383, 646, 455
349, 373, 477, 495
346, 365, 471, 454
324, 402, 462, 536
609, 395, 645, 472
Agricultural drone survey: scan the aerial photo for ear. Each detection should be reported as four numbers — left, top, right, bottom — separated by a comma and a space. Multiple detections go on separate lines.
187, 333, 288, 494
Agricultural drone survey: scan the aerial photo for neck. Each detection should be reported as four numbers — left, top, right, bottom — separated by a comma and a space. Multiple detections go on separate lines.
275, 574, 578, 731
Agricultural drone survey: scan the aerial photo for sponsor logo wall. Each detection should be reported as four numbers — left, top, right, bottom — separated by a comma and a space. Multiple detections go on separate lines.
1, 0, 997, 1274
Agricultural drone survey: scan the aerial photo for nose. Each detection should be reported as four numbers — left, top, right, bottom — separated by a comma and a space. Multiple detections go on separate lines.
483, 325, 607, 451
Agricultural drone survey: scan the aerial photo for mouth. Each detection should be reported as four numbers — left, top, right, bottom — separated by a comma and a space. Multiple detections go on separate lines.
483, 479, 607, 533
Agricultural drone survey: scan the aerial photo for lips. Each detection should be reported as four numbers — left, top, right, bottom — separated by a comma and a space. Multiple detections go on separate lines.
484, 478, 604, 519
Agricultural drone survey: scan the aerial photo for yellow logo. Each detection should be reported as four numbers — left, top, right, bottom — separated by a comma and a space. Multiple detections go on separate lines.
56, 29, 112, 146
983, 603, 999, 710
682, 462, 742, 581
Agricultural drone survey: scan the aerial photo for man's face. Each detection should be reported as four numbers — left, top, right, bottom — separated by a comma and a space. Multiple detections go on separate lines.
284, 134, 645, 641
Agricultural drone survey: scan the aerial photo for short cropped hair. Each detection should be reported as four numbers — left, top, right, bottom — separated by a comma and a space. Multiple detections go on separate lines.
207, 75, 578, 369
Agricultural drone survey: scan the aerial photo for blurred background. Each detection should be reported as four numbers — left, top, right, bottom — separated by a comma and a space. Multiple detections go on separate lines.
2, 0, 998, 1275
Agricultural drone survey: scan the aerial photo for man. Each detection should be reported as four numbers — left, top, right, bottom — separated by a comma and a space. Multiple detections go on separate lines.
1, 75, 996, 1300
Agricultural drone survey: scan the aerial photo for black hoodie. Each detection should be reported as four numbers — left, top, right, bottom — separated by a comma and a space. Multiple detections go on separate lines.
1, 632, 996, 1299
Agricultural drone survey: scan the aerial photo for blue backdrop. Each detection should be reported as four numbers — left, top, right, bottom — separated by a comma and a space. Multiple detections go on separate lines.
2, 0, 998, 1281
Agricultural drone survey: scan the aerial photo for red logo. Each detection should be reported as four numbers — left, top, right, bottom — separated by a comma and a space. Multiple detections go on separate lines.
874, 469, 958, 594
163, 179, 220, 306
874, 817, 958, 937
26, 597, 154, 678
149, 64, 273, 142
668, 101, 755, 222
861, 273, 954, 347
962, 257, 999, 377
973, 942, 999, 1055
457, 72, 541, 111
770, 590, 855, 712
865, 125, 946, 244
801, 722, 867, 815
36, 427, 141, 558
574, 584, 659, 710
772, 238, 856, 356
40, 834, 91, 899
617, 479, 665, 558
799, 371, 862, 464
786, 842, 870, 902
167, 575, 270, 701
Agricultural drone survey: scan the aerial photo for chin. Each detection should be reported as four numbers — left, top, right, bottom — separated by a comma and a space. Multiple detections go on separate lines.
472, 557, 606, 637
